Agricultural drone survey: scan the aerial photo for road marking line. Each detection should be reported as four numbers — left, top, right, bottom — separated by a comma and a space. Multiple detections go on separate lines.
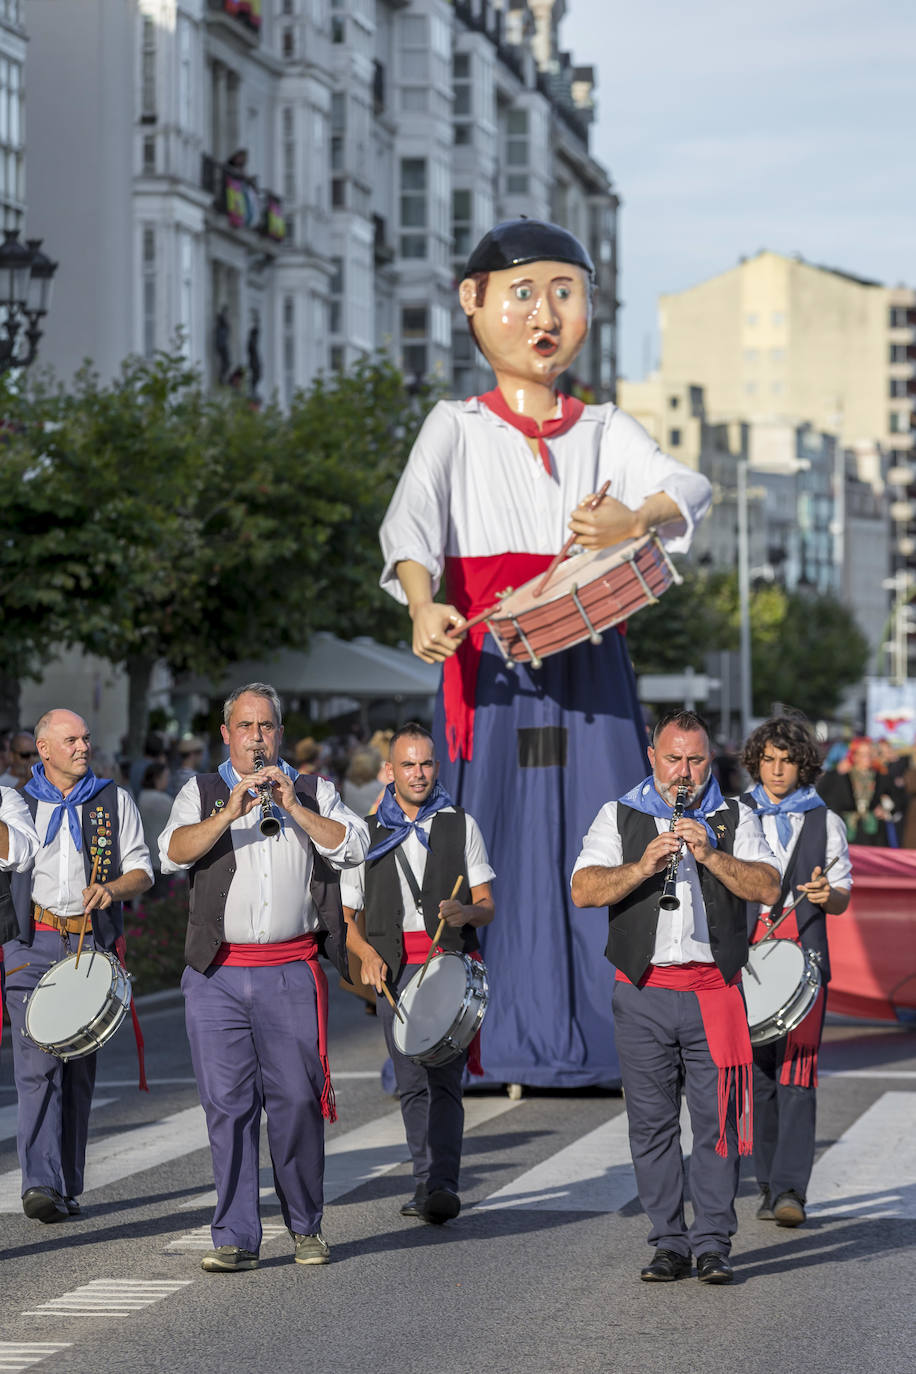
474, 1102, 692, 1214
166, 1219, 290, 1252
0, 1107, 209, 1212
820, 1070, 916, 1080
179, 1094, 522, 1212
807, 1091, 916, 1219
0, 1345, 72, 1374
20, 1278, 193, 1319
0, 1100, 115, 1148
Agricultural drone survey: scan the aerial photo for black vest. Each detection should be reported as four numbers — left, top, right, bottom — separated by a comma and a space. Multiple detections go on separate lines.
185, 773, 349, 978
363, 810, 476, 976
606, 801, 747, 985
14, 781, 125, 952
740, 795, 832, 981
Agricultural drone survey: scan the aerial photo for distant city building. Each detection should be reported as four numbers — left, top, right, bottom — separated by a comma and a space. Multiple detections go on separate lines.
24, 0, 619, 403
0, 0, 25, 234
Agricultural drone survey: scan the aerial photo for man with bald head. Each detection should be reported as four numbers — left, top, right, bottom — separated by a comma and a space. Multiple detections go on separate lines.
3, 708, 153, 1223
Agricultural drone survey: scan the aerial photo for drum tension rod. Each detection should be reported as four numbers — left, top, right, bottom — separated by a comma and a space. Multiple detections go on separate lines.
509, 616, 542, 669
485, 619, 516, 670
625, 553, 660, 606
570, 584, 603, 645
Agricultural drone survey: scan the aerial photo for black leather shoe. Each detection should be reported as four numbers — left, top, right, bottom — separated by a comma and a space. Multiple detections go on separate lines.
421, 1188, 461, 1224
639, 1249, 692, 1282
773, 1190, 806, 1227
756, 1188, 774, 1220
400, 1185, 428, 1218
696, 1252, 734, 1284
22, 1187, 70, 1224
65, 1197, 81, 1217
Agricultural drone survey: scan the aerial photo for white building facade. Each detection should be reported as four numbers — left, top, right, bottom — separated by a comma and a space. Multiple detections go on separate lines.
24, 0, 619, 403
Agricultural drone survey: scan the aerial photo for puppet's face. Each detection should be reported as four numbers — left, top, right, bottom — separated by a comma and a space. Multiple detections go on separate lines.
459, 260, 591, 387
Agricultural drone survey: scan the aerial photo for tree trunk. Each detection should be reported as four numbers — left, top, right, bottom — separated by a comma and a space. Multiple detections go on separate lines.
0, 669, 21, 732
125, 654, 156, 759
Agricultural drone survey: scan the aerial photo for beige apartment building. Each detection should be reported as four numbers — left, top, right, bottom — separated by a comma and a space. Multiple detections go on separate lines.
658, 251, 916, 463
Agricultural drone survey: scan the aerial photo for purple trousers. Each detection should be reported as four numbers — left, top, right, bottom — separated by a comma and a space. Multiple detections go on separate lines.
613, 979, 741, 1258
182, 960, 326, 1253
3, 929, 99, 1200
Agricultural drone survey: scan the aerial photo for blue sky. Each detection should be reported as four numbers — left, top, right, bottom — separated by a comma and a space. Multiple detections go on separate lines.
559, 0, 916, 379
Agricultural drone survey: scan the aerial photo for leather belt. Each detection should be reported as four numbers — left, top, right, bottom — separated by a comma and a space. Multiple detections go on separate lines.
33, 904, 90, 935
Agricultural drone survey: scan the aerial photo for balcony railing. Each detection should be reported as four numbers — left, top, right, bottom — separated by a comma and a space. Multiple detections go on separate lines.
202, 154, 286, 242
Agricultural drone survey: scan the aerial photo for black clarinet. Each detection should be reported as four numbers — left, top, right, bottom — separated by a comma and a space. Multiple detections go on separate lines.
253, 751, 281, 838
658, 781, 690, 912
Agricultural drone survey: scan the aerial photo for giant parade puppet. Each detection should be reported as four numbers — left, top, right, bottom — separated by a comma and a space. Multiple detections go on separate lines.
379, 219, 712, 1089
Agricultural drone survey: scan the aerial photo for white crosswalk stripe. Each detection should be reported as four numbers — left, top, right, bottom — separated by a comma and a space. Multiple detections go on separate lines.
0, 1344, 72, 1373
178, 1093, 522, 1213
20, 1279, 193, 1319
807, 1090, 916, 1219
0, 1107, 209, 1212
167, 1219, 290, 1252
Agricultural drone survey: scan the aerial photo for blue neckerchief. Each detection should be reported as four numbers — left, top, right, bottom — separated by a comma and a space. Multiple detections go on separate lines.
25, 764, 112, 851
750, 783, 825, 847
217, 756, 300, 832
619, 773, 726, 845
366, 780, 455, 862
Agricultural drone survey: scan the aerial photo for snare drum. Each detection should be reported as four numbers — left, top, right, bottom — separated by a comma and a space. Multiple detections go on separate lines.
481, 531, 680, 669
393, 952, 488, 1068
742, 939, 821, 1047
25, 950, 132, 1061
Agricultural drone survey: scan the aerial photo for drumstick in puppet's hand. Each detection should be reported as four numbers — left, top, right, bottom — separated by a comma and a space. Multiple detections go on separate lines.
533, 480, 611, 599
74, 853, 101, 970
380, 981, 404, 1024
417, 875, 464, 986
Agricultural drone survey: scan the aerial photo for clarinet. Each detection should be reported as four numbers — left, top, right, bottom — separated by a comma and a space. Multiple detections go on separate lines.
253, 751, 281, 838
658, 781, 690, 912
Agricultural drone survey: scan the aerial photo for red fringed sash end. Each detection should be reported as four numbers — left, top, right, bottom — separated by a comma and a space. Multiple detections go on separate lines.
716, 1064, 754, 1158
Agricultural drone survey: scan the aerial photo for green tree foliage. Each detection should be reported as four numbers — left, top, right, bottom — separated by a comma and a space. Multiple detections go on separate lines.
0, 350, 439, 749
627, 564, 869, 719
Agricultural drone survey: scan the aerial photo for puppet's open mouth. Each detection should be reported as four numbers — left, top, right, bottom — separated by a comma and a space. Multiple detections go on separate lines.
533, 335, 558, 356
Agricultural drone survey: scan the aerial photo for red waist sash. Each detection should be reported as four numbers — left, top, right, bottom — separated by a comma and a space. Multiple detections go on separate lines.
443, 552, 552, 762
617, 962, 753, 1157
213, 933, 336, 1121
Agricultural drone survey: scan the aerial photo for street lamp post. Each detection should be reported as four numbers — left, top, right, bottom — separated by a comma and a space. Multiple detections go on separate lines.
737, 456, 753, 738
0, 229, 57, 373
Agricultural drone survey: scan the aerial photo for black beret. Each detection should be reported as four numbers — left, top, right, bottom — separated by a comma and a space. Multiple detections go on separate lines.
463, 219, 595, 279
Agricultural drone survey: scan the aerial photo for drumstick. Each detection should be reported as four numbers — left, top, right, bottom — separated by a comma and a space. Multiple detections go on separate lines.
417, 875, 464, 986
757, 856, 840, 944
74, 853, 101, 970
532, 480, 611, 599
380, 981, 404, 1024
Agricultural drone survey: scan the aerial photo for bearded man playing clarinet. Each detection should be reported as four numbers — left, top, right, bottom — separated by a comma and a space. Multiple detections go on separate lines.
160, 683, 368, 1273
739, 715, 851, 1229
571, 710, 779, 1285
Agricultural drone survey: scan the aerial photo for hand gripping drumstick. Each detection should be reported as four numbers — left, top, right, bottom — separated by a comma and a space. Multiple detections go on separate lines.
74, 852, 101, 970
532, 480, 611, 599
756, 855, 840, 945
417, 875, 464, 986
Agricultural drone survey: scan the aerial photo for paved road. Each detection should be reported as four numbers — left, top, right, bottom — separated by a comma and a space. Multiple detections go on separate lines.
1, 979, 914, 1374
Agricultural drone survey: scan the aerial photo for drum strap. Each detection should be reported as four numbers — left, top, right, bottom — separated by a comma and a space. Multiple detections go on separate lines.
394, 848, 424, 916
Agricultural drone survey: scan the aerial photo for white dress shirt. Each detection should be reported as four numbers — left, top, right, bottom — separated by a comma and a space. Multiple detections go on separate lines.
340, 807, 495, 927
379, 398, 712, 601
751, 808, 851, 929
30, 787, 153, 916
0, 786, 41, 873
159, 775, 369, 943
572, 797, 780, 966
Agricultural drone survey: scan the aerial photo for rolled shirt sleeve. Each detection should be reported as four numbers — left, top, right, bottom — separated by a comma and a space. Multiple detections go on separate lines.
733, 802, 782, 873
603, 408, 712, 555
313, 777, 369, 868
0, 786, 40, 872
571, 801, 623, 884
158, 779, 199, 875
116, 788, 155, 883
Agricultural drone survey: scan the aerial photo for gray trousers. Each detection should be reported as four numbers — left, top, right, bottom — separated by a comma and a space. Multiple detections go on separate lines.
613, 979, 740, 1258
377, 965, 467, 1194
752, 994, 826, 1202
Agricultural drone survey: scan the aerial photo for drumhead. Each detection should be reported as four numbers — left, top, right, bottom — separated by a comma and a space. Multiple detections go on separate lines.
394, 954, 469, 1058
26, 952, 117, 1046
743, 939, 806, 1030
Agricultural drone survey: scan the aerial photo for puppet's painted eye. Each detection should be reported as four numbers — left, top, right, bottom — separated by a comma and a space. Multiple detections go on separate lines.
514, 285, 532, 301
556, 285, 571, 300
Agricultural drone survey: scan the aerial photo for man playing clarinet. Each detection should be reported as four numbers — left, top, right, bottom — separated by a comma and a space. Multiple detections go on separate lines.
740, 715, 851, 1228
572, 710, 779, 1284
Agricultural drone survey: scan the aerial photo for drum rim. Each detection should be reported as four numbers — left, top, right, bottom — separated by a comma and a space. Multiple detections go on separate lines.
25, 949, 132, 1058
394, 952, 488, 1063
